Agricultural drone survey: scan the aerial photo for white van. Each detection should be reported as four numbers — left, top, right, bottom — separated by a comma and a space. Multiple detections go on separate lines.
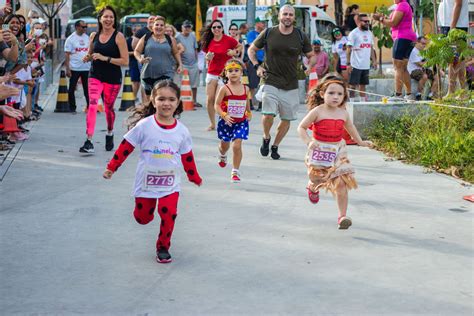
205, 5, 336, 44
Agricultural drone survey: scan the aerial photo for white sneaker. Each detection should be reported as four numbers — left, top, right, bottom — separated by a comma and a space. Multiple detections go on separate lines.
404, 94, 416, 102
388, 94, 404, 102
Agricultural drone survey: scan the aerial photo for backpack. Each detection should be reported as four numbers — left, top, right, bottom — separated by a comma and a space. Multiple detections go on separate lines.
143, 32, 173, 49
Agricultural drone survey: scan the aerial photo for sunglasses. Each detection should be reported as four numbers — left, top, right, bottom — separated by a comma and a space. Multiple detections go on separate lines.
80, 25, 87, 28
212, 25, 222, 29
229, 28, 238, 31
360, 20, 370, 23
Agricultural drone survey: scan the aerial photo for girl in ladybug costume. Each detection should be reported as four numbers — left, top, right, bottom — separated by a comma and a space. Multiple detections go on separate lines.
103, 80, 202, 263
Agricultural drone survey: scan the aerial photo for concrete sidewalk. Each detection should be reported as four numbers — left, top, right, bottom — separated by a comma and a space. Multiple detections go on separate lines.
0, 86, 472, 315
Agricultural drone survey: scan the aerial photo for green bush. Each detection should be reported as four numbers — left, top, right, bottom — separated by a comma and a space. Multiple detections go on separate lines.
366, 92, 474, 182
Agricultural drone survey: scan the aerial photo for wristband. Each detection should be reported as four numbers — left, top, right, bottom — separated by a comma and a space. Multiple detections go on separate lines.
107, 57, 111, 63
220, 112, 227, 119
245, 110, 252, 118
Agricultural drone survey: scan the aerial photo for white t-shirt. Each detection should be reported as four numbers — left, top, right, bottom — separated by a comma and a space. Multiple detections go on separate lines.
124, 116, 193, 198
331, 36, 349, 67
407, 47, 423, 74
347, 28, 374, 70
9, 66, 32, 108
438, 0, 468, 28
64, 32, 91, 71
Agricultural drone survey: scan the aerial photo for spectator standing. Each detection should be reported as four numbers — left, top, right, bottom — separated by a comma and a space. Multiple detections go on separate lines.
125, 27, 141, 101
343, 4, 359, 34
407, 36, 439, 99
248, 5, 313, 160
346, 14, 377, 101
228, 23, 243, 61
25, 10, 39, 35
201, 19, 241, 131
331, 27, 350, 81
245, 18, 265, 109
374, 0, 417, 100
64, 20, 91, 112
437, 0, 469, 94
132, 16, 155, 50
176, 20, 201, 107
307, 39, 329, 79
239, 23, 249, 40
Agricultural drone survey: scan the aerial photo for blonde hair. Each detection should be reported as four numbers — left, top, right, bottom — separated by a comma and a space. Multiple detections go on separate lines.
164, 24, 177, 37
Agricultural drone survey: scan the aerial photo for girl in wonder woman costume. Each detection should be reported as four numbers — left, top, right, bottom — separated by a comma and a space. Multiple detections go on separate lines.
297, 74, 373, 229
103, 80, 202, 263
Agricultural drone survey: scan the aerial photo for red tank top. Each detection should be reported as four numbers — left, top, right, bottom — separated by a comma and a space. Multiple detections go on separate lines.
312, 119, 345, 142
220, 84, 248, 123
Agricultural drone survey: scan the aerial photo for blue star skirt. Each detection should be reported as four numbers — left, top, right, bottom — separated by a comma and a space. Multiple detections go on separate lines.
217, 119, 249, 142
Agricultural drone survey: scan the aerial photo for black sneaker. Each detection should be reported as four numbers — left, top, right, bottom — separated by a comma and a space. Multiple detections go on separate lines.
256, 102, 262, 112
156, 248, 172, 263
79, 139, 94, 153
260, 137, 271, 156
270, 145, 280, 160
415, 93, 422, 101
105, 134, 114, 151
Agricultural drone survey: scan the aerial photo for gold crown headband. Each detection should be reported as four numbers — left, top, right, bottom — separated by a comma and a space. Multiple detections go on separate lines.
225, 61, 242, 71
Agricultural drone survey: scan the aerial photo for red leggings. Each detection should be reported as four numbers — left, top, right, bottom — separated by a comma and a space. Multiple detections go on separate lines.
134, 192, 179, 251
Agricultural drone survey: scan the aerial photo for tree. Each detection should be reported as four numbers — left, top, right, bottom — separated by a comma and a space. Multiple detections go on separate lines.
72, 0, 95, 18
93, 0, 214, 25
371, 5, 393, 76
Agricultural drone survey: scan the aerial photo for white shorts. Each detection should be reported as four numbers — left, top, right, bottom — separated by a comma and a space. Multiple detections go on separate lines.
205, 73, 224, 86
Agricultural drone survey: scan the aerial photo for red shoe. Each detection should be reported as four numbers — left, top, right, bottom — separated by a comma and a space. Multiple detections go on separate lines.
307, 188, 319, 204
218, 155, 227, 168
231, 170, 241, 183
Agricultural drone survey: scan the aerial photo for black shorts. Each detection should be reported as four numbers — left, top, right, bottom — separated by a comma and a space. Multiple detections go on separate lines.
393, 38, 414, 60
349, 68, 369, 86
440, 26, 468, 36
142, 76, 172, 95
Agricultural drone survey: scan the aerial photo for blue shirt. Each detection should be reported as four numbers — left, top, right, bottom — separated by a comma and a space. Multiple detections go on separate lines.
247, 30, 264, 62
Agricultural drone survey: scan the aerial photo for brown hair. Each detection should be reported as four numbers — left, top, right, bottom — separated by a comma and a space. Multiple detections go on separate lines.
127, 80, 183, 129
221, 58, 244, 83
307, 72, 348, 110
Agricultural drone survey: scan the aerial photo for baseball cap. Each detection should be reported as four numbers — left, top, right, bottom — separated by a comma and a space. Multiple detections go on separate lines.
182, 20, 193, 27
312, 39, 322, 45
332, 27, 342, 34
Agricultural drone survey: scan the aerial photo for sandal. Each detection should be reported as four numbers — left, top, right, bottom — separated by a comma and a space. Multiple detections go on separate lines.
338, 216, 352, 230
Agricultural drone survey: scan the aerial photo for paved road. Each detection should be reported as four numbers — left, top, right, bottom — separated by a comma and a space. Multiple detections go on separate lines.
0, 85, 472, 315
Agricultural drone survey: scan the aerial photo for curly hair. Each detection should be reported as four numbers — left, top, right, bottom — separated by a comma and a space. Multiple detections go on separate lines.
307, 72, 348, 110
127, 80, 183, 129
200, 19, 223, 51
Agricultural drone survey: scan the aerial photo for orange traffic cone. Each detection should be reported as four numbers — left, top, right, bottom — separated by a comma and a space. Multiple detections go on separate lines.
308, 66, 319, 92
181, 69, 194, 111
1, 103, 21, 133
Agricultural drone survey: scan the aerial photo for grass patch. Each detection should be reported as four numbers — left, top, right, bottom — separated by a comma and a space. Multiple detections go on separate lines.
366, 91, 474, 182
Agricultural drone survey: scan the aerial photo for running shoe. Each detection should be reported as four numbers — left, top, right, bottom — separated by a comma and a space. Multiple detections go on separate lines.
260, 137, 271, 156
218, 155, 227, 168
338, 216, 352, 230
404, 94, 416, 102
79, 139, 94, 153
307, 188, 320, 204
105, 134, 114, 151
270, 145, 280, 160
231, 170, 241, 183
156, 248, 172, 263
415, 93, 422, 101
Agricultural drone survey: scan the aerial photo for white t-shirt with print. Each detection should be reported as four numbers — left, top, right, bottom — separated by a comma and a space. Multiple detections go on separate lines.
331, 36, 349, 67
124, 115, 193, 198
64, 32, 91, 71
407, 47, 423, 74
347, 28, 374, 70
438, 0, 468, 28
9, 66, 32, 108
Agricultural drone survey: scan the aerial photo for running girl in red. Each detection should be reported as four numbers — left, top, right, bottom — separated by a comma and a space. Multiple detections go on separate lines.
214, 59, 251, 183
297, 74, 373, 229
103, 80, 202, 263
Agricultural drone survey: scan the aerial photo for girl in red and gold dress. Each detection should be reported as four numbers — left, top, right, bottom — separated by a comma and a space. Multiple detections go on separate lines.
297, 74, 373, 229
